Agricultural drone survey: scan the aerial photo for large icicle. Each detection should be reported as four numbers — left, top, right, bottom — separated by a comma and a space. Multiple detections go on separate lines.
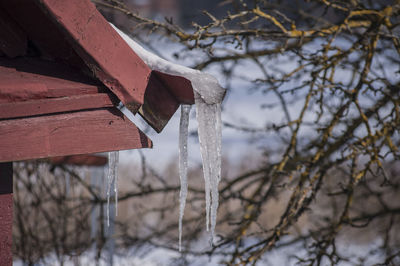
195, 94, 222, 243
113, 25, 225, 247
178, 104, 191, 251
107, 151, 119, 227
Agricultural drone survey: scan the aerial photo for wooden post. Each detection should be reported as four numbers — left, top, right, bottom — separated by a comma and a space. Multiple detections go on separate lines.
0, 162, 13, 266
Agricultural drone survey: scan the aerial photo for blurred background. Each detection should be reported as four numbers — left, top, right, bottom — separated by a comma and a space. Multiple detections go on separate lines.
13, 0, 400, 265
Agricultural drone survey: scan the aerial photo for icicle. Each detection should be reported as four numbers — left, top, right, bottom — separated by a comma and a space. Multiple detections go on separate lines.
211, 103, 222, 243
178, 105, 191, 252
112, 24, 225, 247
195, 96, 211, 232
107, 151, 119, 227
195, 92, 222, 244
113, 152, 119, 217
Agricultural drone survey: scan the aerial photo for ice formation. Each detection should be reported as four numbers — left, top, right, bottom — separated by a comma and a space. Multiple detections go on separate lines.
107, 151, 119, 227
113, 25, 225, 246
179, 104, 191, 251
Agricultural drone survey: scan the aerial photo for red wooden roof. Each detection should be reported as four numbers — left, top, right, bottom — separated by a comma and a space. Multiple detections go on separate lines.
0, 58, 152, 163
0, 0, 195, 162
0, 0, 195, 132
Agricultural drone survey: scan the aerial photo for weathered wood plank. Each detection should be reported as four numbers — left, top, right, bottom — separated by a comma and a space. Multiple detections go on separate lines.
36, 0, 152, 112
0, 93, 117, 119
139, 71, 195, 132
139, 71, 194, 133
0, 58, 104, 103
153, 71, 195, 104
0, 162, 13, 266
49, 154, 107, 166
0, 108, 152, 163
139, 72, 180, 133
0, 0, 197, 133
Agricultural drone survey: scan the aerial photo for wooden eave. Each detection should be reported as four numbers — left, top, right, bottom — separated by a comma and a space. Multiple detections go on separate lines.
0, 0, 195, 133
0, 58, 152, 163
0, 0, 150, 112
0, 0, 196, 165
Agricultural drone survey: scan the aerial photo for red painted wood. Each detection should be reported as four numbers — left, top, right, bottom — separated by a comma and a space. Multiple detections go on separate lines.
0, 0, 197, 133
139, 72, 195, 132
139, 72, 180, 133
153, 71, 195, 104
0, 93, 117, 119
0, 7, 27, 57
0, 58, 104, 103
0, 108, 152, 163
139, 71, 195, 132
50, 154, 107, 166
35, 0, 152, 112
0, 162, 13, 266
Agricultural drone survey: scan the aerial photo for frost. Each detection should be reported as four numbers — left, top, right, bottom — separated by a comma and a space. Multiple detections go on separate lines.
179, 104, 191, 251
107, 151, 119, 227
113, 25, 225, 247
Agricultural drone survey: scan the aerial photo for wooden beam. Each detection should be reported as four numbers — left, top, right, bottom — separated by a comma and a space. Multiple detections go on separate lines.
0, 108, 152, 163
153, 71, 194, 105
0, 57, 104, 103
0, 0, 197, 133
139, 72, 180, 133
49, 154, 107, 166
34, 0, 152, 112
0, 162, 13, 266
139, 71, 195, 132
0, 93, 117, 119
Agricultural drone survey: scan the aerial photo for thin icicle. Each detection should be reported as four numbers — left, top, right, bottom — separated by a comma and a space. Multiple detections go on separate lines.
107, 151, 119, 227
178, 104, 191, 252
113, 152, 119, 217
113, 24, 225, 247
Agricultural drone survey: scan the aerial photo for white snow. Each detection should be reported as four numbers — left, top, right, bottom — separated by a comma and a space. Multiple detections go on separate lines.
113, 24, 225, 247
107, 151, 119, 227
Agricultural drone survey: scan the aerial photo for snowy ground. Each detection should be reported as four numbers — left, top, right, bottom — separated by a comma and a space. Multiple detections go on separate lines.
14, 237, 385, 266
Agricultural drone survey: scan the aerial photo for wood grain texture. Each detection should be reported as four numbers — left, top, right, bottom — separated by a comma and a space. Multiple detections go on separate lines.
0, 58, 104, 103
0, 162, 12, 266
0, 93, 117, 119
36, 0, 152, 112
139, 71, 195, 132
49, 154, 107, 166
153, 71, 194, 105
139, 72, 180, 133
0, 0, 197, 133
0, 108, 152, 163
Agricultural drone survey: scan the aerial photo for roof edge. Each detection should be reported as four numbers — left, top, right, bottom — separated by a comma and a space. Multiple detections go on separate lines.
35, 0, 152, 112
